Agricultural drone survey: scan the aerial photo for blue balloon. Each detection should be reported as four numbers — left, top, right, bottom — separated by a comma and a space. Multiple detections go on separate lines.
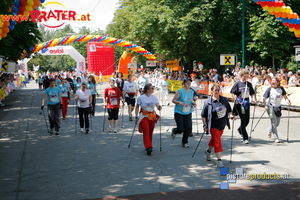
14, 0, 21, 7
282, 18, 288, 23
289, 18, 295, 24
295, 18, 300, 25
277, 17, 283, 21
253, 0, 259, 2
8, 24, 15, 30
40, 0, 45, 3
12, 6, 19, 13
260, 0, 265, 2
9, 19, 16, 25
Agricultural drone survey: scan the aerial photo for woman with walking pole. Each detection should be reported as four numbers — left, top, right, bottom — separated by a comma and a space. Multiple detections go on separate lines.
263, 77, 291, 143
75, 82, 92, 134
87, 75, 99, 116
201, 83, 236, 168
135, 83, 162, 156
59, 78, 72, 120
171, 78, 196, 148
230, 69, 257, 144
104, 79, 123, 133
41, 78, 63, 135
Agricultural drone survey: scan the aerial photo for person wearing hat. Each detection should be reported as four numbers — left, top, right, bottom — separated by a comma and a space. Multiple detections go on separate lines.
104, 78, 123, 133
212, 69, 219, 83
171, 78, 196, 148
41, 78, 63, 135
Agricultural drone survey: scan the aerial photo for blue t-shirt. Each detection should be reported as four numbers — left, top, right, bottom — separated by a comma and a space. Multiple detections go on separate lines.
38, 78, 43, 84
58, 84, 69, 97
45, 87, 61, 105
138, 77, 148, 89
55, 79, 61, 86
75, 82, 81, 92
161, 80, 169, 90
174, 88, 194, 115
87, 82, 96, 95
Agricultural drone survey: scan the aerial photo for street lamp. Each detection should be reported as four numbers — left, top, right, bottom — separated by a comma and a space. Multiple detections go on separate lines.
242, 0, 245, 69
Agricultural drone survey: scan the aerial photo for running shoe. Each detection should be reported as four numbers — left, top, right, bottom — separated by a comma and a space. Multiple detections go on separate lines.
267, 128, 272, 138
205, 149, 211, 161
275, 138, 280, 143
171, 128, 176, 140
114, 129, 117, 133
50, 129, 53, 134
189, 133, 193, 137
244, 140, 249, 144
109, 126, 112, 132
147, 147, 152, 156
85, 128, 89, 134
167, 103, 170, 106
182, 143, 189, 148
130, 116, 132, 121
55, 131, 59, 135
217, 160, 224, 168
81, 128, 84, 132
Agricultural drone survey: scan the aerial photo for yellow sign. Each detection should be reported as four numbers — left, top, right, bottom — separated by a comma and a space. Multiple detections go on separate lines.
224, 56, 231, 65
2, 62, 8, 72
166, 60, 179, 68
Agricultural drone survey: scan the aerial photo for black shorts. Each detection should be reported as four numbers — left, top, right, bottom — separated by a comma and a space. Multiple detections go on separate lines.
39, 83, 43, 86
125, 97, 136, 106
107, 108, 119, 120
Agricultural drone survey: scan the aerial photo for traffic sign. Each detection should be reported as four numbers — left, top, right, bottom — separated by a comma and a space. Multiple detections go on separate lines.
158, 60, 164, 67
198, 62, 203, 70
220, 55, 236, 65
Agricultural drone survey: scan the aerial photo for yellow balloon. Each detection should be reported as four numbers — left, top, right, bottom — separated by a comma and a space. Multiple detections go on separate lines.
24, 11, 30, 15
25, 5, 33, 11
27, 0, 34, 6
280, 6, 286, 13
0, 29, 2, 34
286, 6, 292, 13
262, 6, 269, 10
294, 29, 300, 35
274, 6, 281, 13
268, 6, 275, 13
289, 27, 295, 32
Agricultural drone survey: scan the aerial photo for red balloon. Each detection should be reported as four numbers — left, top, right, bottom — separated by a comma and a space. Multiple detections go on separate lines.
19, 6, 25, 13
256, 0, 261, 4
278, 1, 285, 7
283, 22, 289, 26
20, 0, 27, 6
261, 2, 268, 7
289, 24, 295, 29
267, 1, 273, 7
295, 25, 300, 30
273, 0, 279, 7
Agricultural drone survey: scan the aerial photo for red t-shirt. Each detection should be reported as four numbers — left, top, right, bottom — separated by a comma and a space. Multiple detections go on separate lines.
104, 87, 122, 109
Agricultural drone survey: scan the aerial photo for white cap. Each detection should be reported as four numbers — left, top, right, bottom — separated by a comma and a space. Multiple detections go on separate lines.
213, 69, 217, 72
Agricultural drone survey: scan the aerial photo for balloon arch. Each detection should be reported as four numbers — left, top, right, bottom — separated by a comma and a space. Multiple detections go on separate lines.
20, 35, 156, 61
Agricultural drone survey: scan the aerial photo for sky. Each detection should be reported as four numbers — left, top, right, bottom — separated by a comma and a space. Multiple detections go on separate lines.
38, 0, 120, 32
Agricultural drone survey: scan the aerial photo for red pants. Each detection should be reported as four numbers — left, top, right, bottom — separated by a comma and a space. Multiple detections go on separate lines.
139, 117, 155, 150
62, 97, 68, 119
209, 128, 224, 153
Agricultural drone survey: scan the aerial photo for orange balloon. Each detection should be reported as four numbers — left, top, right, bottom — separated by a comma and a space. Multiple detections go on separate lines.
3, 21, 10, 27
32, 5, 37, 9
1, 32, 7, 38
281, 12, 288, 18
270, 11, 276, 15
34, 0, 41, 6
287, 12, 293, 19
2, 27, 9, 34
275, 12, 282, 18
293, 13, 298, 19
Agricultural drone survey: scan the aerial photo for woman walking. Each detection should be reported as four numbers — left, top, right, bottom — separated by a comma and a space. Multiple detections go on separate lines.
201, 83, 236, 168
75, 82, 92, 134
135, 83, 162, 156
87, 75, 99, 116
104, 79, 123, 133
263, 77, 291, 143
171, 79, 196, 148
59, 79, 72, 120
41, 78, 62, 135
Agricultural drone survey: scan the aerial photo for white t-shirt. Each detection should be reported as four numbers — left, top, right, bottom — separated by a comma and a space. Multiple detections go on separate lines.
288, 76, 297, 86
76, 89, 91, 108
264, 87, 286, 107
123, 81, 138, 98
137, 94, 159, 120
191, 79, 199, 92
82, 77, 88, 83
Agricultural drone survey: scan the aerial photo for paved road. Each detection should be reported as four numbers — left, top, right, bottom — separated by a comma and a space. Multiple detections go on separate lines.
0, 80, 299, 200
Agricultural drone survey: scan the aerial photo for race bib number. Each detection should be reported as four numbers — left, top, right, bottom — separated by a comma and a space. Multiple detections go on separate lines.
88, 85, 93, 90
183, 104, 191, 113
50, 95, 57, 102
111, 98, 118, 105
80, 99, 87, 107
241, 88, 250, 98
128, 86, 135, 93
162, 85, 167, 90
216, 105, 226, 119
144, 103, 154, 112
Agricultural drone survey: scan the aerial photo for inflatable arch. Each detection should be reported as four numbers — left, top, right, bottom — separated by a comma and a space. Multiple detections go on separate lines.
18, 46, 85, 78
20, 35, 156, 61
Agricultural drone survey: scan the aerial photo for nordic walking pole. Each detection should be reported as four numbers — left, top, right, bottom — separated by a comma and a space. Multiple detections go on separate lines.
195, 105, 199, 134
287, 106, 290, 142
75, 100, 77, 134
103, 106, 106, 131
121, 102, 124, 128
192, 132, 205, 157
128, 121, 138, 148
252, 110, 266, 132
230, 118, 235, 163
160, 109, 162, 151
42, 108, 49, 133
249, 104, 256, 140
166, 121, 174, 132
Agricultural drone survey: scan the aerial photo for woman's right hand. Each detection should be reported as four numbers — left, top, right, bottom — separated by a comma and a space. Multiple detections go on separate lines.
265, 106, 269, 110
179, 102, 184, 106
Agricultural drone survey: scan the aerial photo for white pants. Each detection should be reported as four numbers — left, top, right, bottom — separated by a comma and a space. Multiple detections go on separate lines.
160, 89, 168, 102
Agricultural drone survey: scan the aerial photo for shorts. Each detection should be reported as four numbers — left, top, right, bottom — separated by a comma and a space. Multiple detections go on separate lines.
39, 83, 43, 86
108, 108, 119, 120
125, 97, 136, 106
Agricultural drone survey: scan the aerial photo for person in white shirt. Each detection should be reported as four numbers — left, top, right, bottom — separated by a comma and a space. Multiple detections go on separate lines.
159, 75, 170, 106
137, 72, 148, 94
267, 68, 274, 78
123, 75, 139, 121
81, 73, 88, 83
75, 82, 92, 134
263, 77, 291, 143
288, 72, 297, 86
135, 83, 162, 156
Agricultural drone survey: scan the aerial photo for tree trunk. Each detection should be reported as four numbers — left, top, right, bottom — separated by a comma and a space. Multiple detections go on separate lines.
214, 52, 221, 73
272, 55, 275, 73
